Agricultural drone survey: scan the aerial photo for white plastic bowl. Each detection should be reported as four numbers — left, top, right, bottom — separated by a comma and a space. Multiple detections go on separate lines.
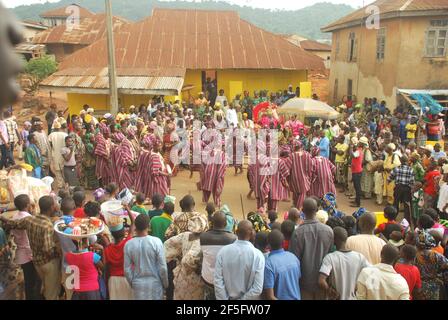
101, 200, 125, 216
54, 220, 104, 240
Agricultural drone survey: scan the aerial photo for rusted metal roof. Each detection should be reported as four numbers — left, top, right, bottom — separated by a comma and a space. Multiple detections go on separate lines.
15, 43, 46, 52
39, 4, 95, 18
59, 8, 324, 71
41, 67, 186, 95
300, 40, 332, 52
322, 0, 448, 32
33, 14, 128, 45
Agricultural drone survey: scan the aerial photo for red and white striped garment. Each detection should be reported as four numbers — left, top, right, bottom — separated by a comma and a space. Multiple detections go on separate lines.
94, 134, 112, 185
115, 139, 136, 190
134, 149, 152, 198
201, 149, 227, 205
283, 151, 314, 208
309, 156, 337, 198
149, 152, 170, 198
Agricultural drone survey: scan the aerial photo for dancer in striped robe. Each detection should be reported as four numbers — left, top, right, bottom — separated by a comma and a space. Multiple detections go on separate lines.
309, 146, 337, 199
149, 139, 170, 198
134, 135, 153, 199
201, 140, 227, 207
228, 127, 244, 175
253, 140, 272, 209
267, 143, 288, 211
114, 132, 137, 190
283, 140, 314, 209
95, 123, 112, 186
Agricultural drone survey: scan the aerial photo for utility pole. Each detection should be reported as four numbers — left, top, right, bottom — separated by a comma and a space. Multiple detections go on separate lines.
105, 0, 118, 114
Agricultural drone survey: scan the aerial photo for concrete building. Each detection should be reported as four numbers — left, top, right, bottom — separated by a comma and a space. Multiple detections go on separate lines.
21, 20, 48, 42
322, 0, 448, 107
284, 35, 332, 68
40, 3, 94, 28
40, 8, 324, 114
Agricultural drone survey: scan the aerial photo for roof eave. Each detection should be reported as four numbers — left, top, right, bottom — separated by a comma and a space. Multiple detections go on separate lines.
321, 9, 448, 33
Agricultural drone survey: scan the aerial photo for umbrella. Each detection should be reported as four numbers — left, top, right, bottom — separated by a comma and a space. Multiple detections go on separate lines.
278, 98, 340, 120
253, 102, 271, 123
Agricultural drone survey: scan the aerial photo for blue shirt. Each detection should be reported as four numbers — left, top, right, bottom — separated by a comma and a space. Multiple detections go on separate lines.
432, 151, 447, 161
319, 137, 330, 158
264, 249, 301, 300
214, 240, 265, 300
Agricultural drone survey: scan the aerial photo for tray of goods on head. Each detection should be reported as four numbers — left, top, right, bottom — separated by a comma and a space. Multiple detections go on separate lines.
54, 216, 104, 240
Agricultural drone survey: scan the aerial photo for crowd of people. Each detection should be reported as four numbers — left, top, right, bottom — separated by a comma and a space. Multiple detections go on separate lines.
0, 86, 448, 300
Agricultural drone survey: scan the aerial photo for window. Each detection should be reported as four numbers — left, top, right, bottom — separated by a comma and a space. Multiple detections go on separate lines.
333, 79, 338, 102
347, 79, 353, 99
335, 33, 340, 59
376, 28, 386, 61
425, 21, 448, 57
348, 32, 358, 62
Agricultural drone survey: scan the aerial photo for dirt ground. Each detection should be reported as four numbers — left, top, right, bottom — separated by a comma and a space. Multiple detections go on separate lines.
170, 166, 384, 221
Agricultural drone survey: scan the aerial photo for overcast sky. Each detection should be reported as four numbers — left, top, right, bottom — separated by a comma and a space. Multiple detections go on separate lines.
2, 0, 372, 10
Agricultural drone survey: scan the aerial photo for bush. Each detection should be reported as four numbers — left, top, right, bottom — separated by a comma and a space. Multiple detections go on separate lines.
23, 55, 58, 94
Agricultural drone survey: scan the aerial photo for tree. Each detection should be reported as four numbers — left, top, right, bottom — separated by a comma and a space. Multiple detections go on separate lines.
24, 55, 58, 94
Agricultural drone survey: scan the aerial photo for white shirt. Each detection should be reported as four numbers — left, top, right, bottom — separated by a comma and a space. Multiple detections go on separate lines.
320, 250, 370, 300
346, 234, 386, 265
226, 108, 238, 128
438, 183, 448, 213
215, 95, 228, 107
48, 131, 68, 169
356, 263, 410, 300
214, 240, 265, 300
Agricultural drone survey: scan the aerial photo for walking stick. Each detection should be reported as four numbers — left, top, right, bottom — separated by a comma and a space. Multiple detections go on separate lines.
240, 194, 246, 220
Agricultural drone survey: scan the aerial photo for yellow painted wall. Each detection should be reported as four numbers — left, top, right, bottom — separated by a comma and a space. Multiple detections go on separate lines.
67, 93, 109, 115
216, 69, 307, 100
67, 69, 308, 114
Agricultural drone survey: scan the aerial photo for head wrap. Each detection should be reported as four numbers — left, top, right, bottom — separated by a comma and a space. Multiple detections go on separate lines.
247, 211, 269, 233
142, 134, 154, 148
93, 188, 106, 202
388, 143, 396, 151
149, 121, 158, 130
187, 215, 208, 234
164, 195, 176, 204
316, 210, 329, 224
322, 192, 344, 218
103, 113, 112, 119
52, 121, 62, 129
87, 108, 94, 113
108, 215, 124, 232
24, 121, 32, 127
359, 136, 369, 146
292, 139, 303, 150
99, 122, 110, 136
126, 127, 136, 139
416, 230, 437, 250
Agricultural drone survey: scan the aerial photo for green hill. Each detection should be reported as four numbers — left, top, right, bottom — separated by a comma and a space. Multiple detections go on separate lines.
12, 0, 355, 40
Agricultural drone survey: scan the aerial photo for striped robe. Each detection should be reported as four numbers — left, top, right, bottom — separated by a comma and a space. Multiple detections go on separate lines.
247, 164, 256, 191
254, 151, 271, 207
115, 139, 137, 190
309, 156, 337, 198
275, 157, 289, 201
94, 134, 112, 186
149, 152, 170, 198
134, 149, 152, 198
283, 151, 314, 209
201, 149, 227, 205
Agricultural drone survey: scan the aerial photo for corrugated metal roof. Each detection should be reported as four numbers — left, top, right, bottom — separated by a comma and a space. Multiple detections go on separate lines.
33, 14, 128, 45
41, 67, 185, 94
322, 0, 448, 32
15, 43, 46, 51
58, 8, 324, 72
40, 4, 95, 18
300, 40, 332, 52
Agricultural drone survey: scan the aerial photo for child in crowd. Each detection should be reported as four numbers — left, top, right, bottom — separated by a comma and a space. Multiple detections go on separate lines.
104, 205, 135, 300
147, 193, 164, 219
341, 215, 357, 236
254, 231, 270, 258
73, 191, 86, 218
375, 206, 401, 239
280, 220, 295, 250
84, 201, 112, 246
267, 210, 278, 229
429, 230, 445, 255
150, 201, 174, 243
205, 202, 216, 222
374, 166, 384, 205
131, 193, 148, 216
105, 183, 119, 201
18, 121, 31, 161
388, 230, 405, 248
65, 237, 103, 300
394, 244, 422, 300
